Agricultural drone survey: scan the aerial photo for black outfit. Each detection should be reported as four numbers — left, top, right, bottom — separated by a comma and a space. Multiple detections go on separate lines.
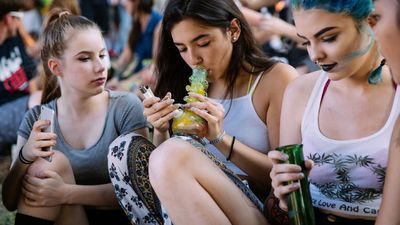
0, 33, 35, 106
79, 0, 110, 34
0, 33, 36, 152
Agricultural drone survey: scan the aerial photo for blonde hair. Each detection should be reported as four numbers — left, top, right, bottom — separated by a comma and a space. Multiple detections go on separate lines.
40, 8, 100, 104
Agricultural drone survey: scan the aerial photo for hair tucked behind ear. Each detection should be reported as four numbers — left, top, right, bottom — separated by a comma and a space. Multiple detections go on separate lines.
40, 8, 99, 104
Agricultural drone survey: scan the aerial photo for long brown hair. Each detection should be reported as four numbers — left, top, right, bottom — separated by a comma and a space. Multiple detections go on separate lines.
127, 0, 154, 52
155, 0, 276, 102
40, 8, 99, 104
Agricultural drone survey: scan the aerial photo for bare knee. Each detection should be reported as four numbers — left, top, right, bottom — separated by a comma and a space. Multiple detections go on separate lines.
149, 138, 194, 186
27, 151, 74, 183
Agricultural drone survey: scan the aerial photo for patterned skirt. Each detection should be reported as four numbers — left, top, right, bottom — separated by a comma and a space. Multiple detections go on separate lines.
108, 133, 263, 225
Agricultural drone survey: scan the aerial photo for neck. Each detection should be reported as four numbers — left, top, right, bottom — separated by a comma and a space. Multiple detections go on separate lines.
335, 43, 384, 89
139, 12, 150, 30
57, 91, 107, 116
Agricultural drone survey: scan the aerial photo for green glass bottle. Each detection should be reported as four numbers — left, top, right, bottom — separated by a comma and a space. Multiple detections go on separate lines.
276, 144, 315, 225
171, 67, 208, 138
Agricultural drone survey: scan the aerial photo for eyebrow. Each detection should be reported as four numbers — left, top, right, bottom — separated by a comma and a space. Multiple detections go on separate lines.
297, 26, 338, 39
75, 48, 106, 56
174, 34, 210, 46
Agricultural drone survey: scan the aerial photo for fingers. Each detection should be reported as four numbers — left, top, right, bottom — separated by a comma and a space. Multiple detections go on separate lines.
32, 120, 51, 132
143, 96, 161, 109
144, 98, 175, 117
39, 170, 57, 179
186, 93, 224, 121
147, 104, 178, 126
305, 159, 314, 170
150, 110, 176, 129
268, 150, 289, 163
269, 150, 305, 202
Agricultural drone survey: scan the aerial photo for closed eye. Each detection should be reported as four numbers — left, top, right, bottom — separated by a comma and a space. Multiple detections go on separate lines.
301, 40, 310, 47
177, 47, 187, 53
78, 57, 90, 62
198, 41, 210, 47
322, 35, 337, 43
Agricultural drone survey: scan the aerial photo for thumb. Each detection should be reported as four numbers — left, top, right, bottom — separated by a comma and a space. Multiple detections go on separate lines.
304, 159, 314, 176
38, 170, 58, 179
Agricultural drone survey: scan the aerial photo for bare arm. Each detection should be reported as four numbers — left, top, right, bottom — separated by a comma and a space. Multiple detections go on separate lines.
375, 116, 400, 225
2, 136, 29, 211
3, 119, 56, 210
114, 43, 133, 72
215, 64, 298, 187
63, 183, 119, 207
269, 72, 319, 209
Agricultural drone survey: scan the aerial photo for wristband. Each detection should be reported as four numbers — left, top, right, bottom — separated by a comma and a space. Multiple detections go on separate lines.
226, 136, 235, 161
18, 146, 33, 164
209, 131, 226, 145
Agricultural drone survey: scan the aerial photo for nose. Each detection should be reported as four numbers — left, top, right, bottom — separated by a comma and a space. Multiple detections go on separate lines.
187, 48, 203, 67
94, 56, 106, 73
308, 44, 324, 64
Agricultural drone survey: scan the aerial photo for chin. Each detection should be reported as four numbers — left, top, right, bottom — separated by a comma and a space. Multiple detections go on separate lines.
93, 87, 105, 95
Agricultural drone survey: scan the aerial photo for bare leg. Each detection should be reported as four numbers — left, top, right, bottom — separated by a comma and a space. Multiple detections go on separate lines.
17, 151, 88, 224
149, 138, 268, 225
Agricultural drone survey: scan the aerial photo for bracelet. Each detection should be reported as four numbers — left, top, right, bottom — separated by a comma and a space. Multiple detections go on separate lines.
226, 136, 235, 161
18, 146, 33, 164
209, 130, 226, 145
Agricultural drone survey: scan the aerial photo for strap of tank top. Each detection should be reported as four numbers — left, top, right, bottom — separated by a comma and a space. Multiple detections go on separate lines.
320, 79, 331, 105
249, 71, 264, 96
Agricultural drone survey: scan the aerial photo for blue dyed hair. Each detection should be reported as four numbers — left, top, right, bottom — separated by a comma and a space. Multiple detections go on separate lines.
291, 0, 374, 22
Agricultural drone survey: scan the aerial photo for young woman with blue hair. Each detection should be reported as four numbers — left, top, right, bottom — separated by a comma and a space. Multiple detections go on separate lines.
267, 0, 400, 224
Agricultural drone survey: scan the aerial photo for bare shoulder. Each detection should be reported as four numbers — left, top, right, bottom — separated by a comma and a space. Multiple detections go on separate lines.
262, 63, 298, 86
283, 69, 321, 100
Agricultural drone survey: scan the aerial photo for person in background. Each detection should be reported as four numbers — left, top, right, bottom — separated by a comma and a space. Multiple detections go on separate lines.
267, 0, 399, 224
79, 0, 110, 35
236, 0, 315, 74
107, 0, 162, 93
0, 0, 41, 154
372, 0, 400, 224
2, 9, 147, 225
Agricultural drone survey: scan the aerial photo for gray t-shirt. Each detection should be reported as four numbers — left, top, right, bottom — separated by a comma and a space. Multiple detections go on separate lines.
18, 91, 147, 185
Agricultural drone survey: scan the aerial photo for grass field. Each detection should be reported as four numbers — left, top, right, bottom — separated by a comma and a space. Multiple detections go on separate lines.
0, 155, 16, 225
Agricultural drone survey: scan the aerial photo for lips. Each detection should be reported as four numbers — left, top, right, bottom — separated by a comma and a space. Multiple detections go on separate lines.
92, 77, 106, 85
320, 63, 337, 72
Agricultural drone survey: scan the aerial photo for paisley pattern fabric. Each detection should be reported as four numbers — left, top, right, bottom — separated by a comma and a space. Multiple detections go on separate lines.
108, 134, 263, 225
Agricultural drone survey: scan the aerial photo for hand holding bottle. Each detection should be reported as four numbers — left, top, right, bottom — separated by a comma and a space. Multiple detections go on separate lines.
184, 92, 225, 142
268, 148, 313, 211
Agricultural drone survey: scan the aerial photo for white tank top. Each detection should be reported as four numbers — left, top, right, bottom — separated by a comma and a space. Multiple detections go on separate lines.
208, 73, 269, 175
301, 72, 400, 218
